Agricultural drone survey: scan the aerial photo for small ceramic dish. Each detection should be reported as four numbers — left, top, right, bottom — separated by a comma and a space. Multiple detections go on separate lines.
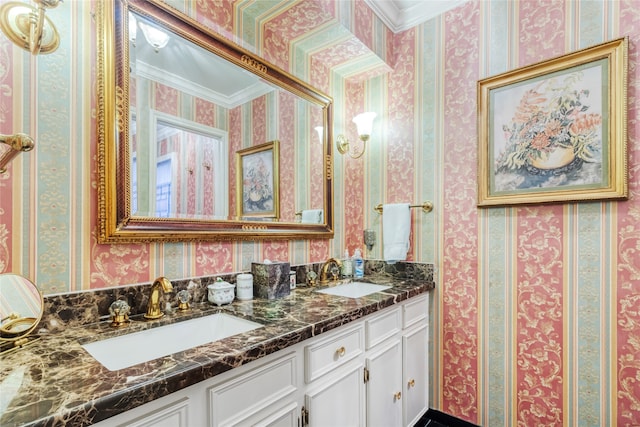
208, 278, 235, 306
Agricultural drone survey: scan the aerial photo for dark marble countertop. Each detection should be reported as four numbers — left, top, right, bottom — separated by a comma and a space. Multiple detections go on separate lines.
0, 275, 434, 427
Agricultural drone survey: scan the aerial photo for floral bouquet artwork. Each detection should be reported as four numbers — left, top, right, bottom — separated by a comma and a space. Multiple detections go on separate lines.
242, 154, 273, 212
478, 38, 627, 207
236, 140, 279, 218
493, 70, 603, 192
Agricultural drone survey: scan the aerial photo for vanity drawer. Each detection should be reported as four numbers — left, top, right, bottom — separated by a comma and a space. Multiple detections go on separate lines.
305, 324, 364, 383
365, 306, 401, 349
207, 351, 297, 427
402, 294, 428, 329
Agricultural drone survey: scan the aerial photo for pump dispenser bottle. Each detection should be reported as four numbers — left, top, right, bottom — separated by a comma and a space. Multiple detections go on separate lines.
341, 249, 353, 278
353, 248, 364, 278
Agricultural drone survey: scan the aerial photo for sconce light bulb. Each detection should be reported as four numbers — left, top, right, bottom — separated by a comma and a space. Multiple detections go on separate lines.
353, 112, 376, 139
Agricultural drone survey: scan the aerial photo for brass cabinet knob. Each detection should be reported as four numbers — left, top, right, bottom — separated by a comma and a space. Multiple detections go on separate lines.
394, 391, 402, 401
336, 346, 346, 357
408, 379, 415, 388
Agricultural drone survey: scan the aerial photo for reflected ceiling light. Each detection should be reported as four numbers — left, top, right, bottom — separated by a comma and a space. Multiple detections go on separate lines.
0, 0, 62, 55
336, 112, 376, 159
138, 20, 170, 52
315, 126, 324, 143
128, 12, 137, 45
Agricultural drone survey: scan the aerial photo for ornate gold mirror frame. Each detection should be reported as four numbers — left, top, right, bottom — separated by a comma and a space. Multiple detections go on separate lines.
96, 0, 334, 242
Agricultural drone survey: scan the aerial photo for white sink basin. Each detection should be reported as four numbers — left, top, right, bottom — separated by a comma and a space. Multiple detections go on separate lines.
316, 282, 391, 298
82, 313, 263, 371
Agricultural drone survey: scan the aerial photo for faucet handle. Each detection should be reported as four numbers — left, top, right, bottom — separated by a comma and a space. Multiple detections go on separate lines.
330, 265, 340, 281
177, 290, 190, 311
306, 271, 318, 287
109, 299, 130, 327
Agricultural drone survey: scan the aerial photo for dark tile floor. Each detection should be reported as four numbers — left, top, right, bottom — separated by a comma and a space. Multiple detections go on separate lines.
414, 409, 481, 427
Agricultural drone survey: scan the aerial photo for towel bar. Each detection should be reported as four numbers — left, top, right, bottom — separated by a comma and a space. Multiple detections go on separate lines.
374, 201, 433, 214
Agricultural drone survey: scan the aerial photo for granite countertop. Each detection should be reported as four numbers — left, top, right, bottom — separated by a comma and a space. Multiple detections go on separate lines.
0, 275, 434, 427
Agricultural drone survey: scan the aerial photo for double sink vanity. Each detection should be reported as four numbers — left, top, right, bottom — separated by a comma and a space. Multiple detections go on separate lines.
0, 264, 434, 427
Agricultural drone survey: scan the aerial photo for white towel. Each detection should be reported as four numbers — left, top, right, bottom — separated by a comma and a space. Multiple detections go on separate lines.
383, 203, 411, 264
301, 209, 323, 224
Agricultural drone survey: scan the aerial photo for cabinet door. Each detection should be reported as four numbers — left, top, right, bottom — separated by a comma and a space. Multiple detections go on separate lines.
92, 395, 195, 427
252, 401, 299, 427
365, 339, 402, 427
305, 361, 365, 427
403, 324, 428, 427
207, 352, 297, 427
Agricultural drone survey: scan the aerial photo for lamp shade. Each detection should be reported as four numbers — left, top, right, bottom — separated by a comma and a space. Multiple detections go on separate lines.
352, 112, 376, 138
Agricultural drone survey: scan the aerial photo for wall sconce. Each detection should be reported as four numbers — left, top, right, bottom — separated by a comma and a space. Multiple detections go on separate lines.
336, 112, 376, 159
138, 20, 170, 52
0, 0, 62, 55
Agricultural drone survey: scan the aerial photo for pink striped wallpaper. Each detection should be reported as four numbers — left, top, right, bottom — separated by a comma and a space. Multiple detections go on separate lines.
0, 0, 638, 425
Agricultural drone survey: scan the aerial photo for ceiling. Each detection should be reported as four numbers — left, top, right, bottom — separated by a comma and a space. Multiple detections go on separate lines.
365, 0, 468, 33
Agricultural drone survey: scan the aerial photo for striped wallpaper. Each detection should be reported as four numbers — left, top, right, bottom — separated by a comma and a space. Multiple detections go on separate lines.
0, 0, 638, 425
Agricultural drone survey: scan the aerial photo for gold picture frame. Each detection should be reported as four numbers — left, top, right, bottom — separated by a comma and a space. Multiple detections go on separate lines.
236, 140, 280, 219
477, 37, 628, 207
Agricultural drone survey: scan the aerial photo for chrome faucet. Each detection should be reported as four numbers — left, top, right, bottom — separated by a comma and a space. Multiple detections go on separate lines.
144, 277, 173, 320
319, 257, 342, 285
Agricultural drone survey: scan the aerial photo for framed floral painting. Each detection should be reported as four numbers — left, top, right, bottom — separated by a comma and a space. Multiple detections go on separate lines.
236, 140, 280, 218
477, 37, 628, 207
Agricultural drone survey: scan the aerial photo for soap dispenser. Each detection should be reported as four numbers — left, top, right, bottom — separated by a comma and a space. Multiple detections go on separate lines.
353, 248, 364, 278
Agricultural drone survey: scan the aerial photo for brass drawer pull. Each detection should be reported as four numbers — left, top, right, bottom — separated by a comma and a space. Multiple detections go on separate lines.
408, 379, 415, 388
394, 391, 402, 401
336, 346, 346, 357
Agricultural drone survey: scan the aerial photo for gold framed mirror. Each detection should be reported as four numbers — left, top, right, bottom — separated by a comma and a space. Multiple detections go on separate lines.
97, 0, 334, 243
0, 274, 44, 353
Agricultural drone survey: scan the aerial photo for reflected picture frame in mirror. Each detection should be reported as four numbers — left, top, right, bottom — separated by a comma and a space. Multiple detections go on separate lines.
96, 0, 334, 242
236, 141, 280, 220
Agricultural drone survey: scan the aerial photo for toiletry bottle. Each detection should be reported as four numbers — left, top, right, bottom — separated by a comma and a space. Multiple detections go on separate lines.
341, 249, 353, 278
353, 248, 364, 278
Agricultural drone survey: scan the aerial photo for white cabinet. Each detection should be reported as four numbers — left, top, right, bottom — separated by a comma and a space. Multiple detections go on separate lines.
403, 324, 428, 426
304, 360, 365, 427
238, 400, 299, 427
365, 339, 403, 427
92, 387, 202, 427
207, 351, 298, 427
362, 294, 430, 427
401, 295, 429, 427
303, 323, 365, 427
92, 294, 429, 427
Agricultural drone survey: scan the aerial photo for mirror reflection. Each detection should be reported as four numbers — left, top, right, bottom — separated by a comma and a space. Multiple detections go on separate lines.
97, 0, 334, 241
0, 274, 43, 344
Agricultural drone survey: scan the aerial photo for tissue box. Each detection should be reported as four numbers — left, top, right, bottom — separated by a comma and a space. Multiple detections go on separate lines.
251, 262, 291, 299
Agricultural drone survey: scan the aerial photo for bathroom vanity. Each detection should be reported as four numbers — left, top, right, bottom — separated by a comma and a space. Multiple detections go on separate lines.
0, 274, 433, 427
